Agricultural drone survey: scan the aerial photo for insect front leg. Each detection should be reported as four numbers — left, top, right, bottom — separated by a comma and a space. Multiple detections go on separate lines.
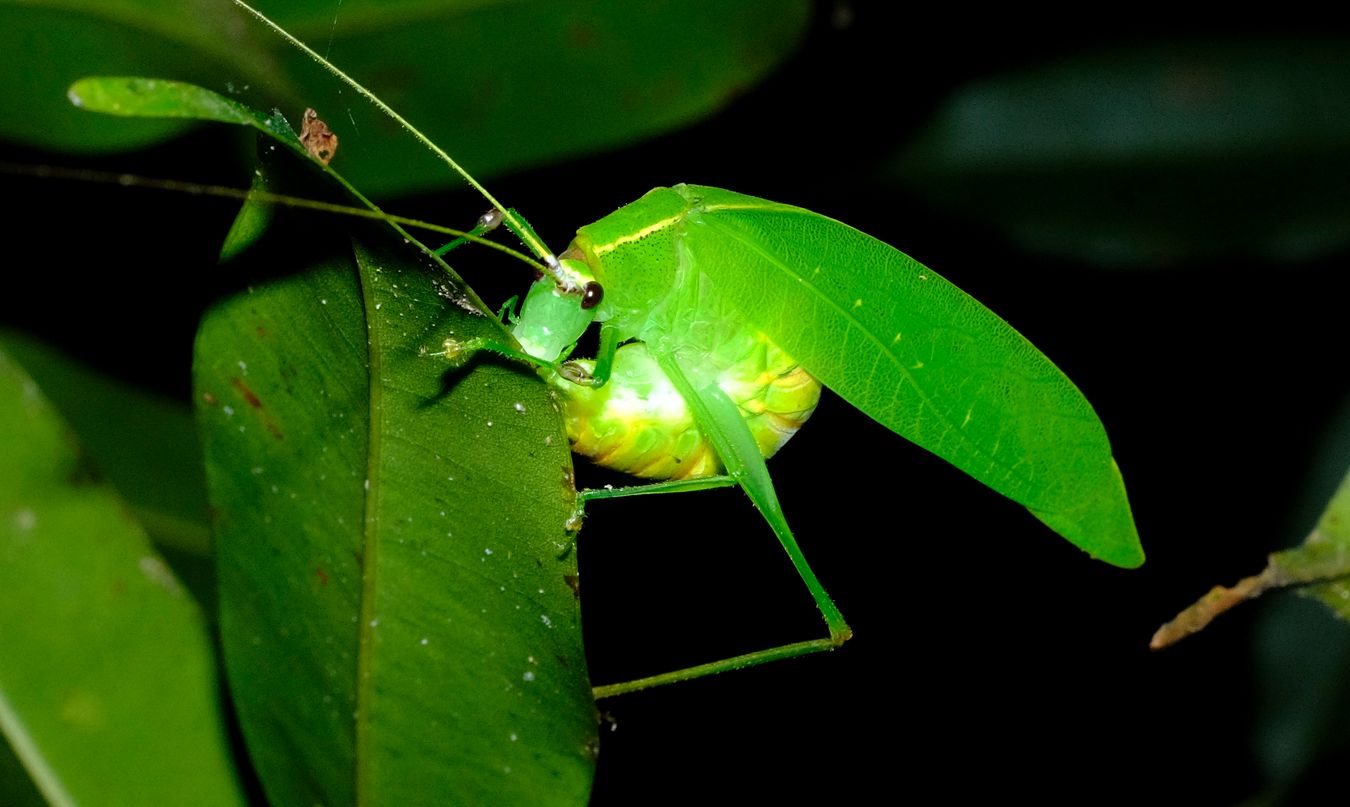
558, 324, 622, 388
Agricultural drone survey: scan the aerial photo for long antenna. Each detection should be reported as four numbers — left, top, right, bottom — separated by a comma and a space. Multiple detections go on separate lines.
232, 0, 561, 274
0, 162, 547, 272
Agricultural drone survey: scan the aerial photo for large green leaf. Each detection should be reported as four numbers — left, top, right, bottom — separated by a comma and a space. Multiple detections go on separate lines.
0, 0, 276, 151
251, 0, 811, 195
104, 75, 602, 803
12, 0, 808, 196
0, 347, 245, 806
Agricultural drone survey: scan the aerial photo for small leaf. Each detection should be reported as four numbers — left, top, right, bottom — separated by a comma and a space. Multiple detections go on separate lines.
1152, 466, 1350, 648
68, 76, 300, 145
69, 76, 262, 127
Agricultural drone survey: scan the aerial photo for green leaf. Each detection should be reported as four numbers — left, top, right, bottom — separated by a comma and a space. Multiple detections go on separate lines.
68, 75, 297, 139
895, 40, 1350, 266
252, 0, 811, 195
0, 331, 209, 556
36, 1, 807, 196
0, 347, 245, 807
184, 101, 595, 803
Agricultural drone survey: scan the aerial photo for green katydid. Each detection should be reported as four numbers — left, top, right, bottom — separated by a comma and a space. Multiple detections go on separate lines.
443, 184, 1145, 694
221, 0, 1144, 695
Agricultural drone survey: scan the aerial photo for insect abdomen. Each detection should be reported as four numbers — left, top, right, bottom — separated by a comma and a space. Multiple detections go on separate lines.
556, 334, 820, 481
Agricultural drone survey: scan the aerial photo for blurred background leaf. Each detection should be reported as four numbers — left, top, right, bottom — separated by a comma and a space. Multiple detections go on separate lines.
893, 39, 1350, 267
0, 330, 208, 556
0, 347, 245, 806
3, 0, 810, 195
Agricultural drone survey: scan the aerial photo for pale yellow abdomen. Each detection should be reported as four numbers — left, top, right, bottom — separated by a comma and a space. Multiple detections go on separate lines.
553, 333, 820, 481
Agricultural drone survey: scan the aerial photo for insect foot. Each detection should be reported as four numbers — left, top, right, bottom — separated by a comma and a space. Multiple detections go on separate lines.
559, 361, 595, 386
439, 336, 481, 368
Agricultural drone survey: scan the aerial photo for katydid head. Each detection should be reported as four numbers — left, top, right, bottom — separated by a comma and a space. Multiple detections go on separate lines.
511, 268, 598, 364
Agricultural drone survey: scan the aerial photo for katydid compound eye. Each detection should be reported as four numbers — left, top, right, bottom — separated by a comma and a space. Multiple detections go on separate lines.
580, 281, 604, 310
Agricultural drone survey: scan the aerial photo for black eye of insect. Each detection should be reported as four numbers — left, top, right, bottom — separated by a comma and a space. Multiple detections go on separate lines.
580, 281, 604, 310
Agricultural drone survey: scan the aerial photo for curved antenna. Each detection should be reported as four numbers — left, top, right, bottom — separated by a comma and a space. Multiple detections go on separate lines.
232, 0, 562, 277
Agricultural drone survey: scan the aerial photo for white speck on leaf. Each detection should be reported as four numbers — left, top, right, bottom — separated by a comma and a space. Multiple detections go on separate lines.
140, 556, 182, 595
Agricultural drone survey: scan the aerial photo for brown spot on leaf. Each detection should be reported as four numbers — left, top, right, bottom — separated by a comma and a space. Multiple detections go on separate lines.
229, 378, 284, 439
201, 391, 217, 406
230, 377, 263, 409
563, 574, 580, 600
315, 566, 330, 586
567, 22, 597, 49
